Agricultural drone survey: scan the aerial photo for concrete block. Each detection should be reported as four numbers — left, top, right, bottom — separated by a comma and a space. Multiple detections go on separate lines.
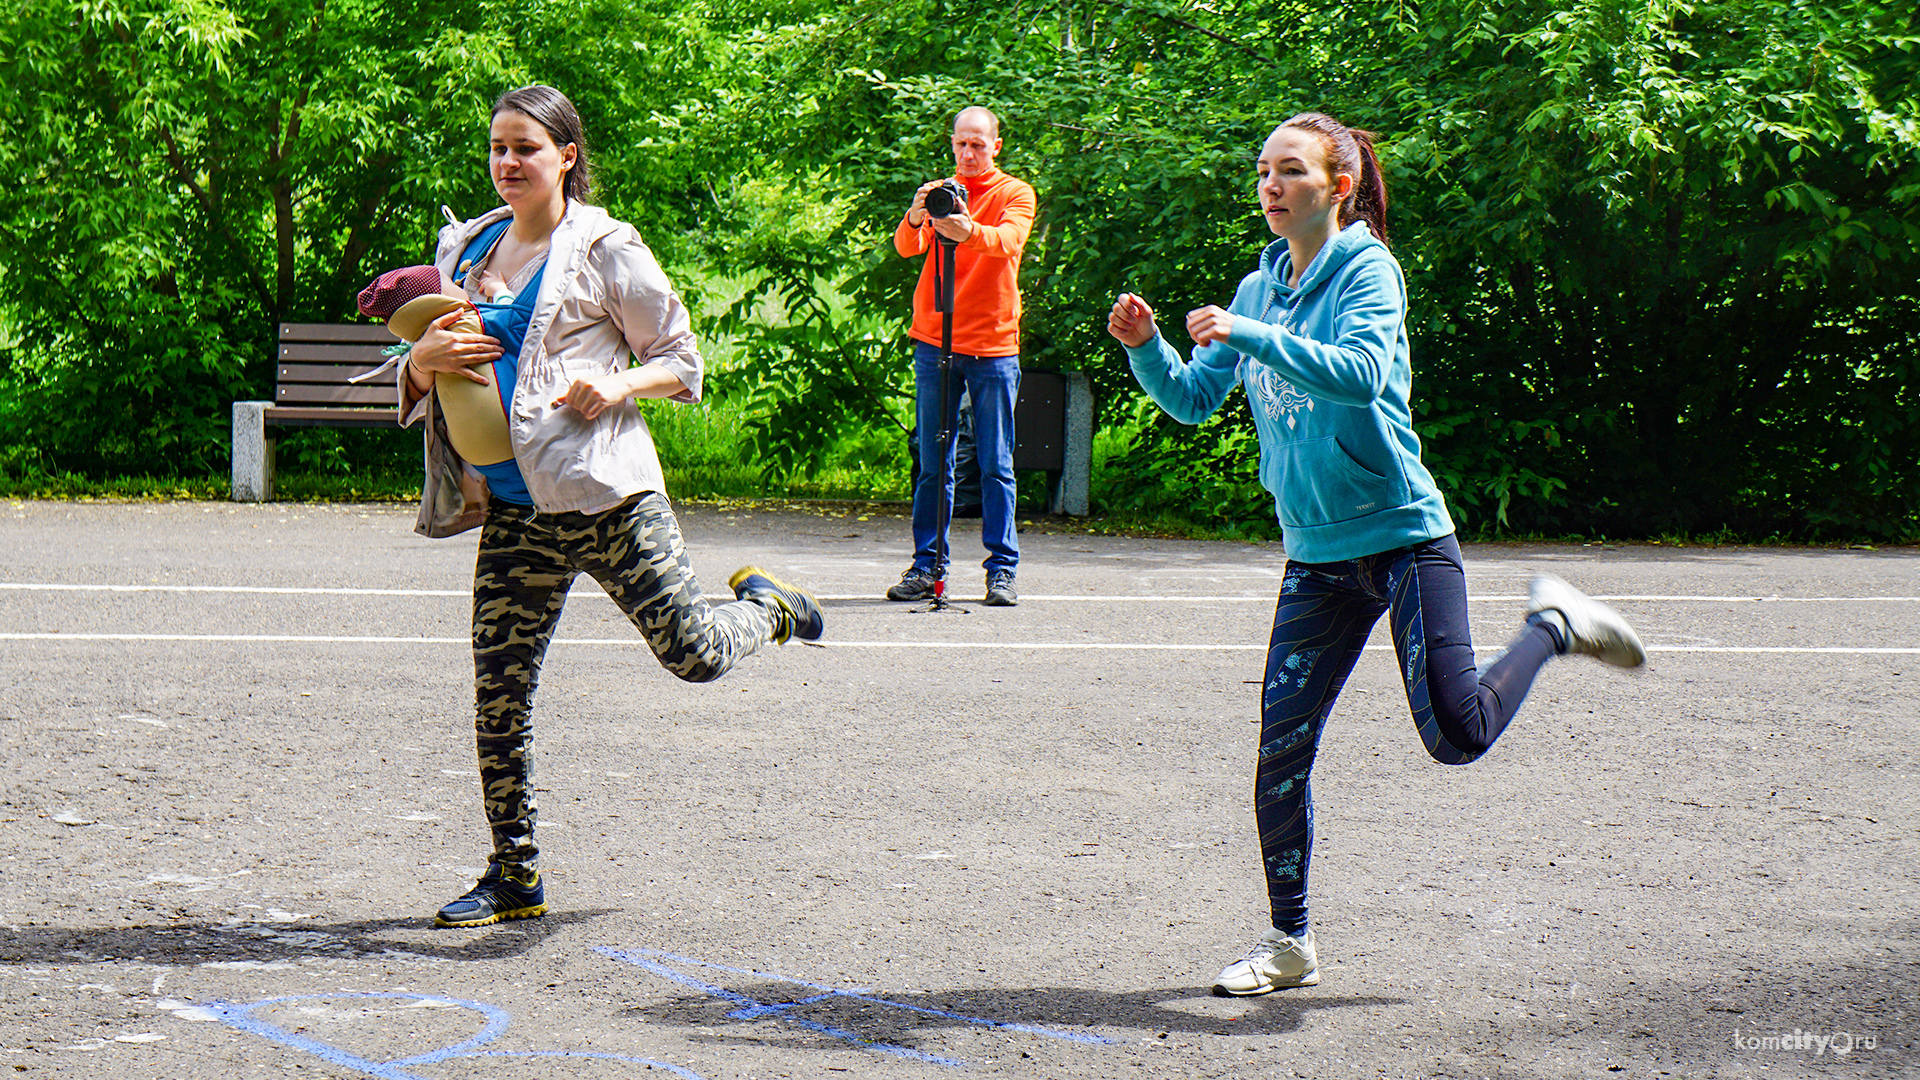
231, 401, 274, 502
1057, 370, 1092, 516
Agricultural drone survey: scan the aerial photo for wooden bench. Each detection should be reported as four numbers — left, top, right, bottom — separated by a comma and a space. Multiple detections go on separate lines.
907, 368, 1094, 516
1012, 368, 1093, 516
234, 327, 1095, 514
230, 323, 402, 501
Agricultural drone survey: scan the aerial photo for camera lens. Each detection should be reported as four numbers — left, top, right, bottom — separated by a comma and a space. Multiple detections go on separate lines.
926, 180, 965, 219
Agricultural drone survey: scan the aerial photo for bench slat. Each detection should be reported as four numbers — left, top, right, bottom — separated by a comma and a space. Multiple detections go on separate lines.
279, 343, 395, 364
277, 362, 390, 382
263, 406, 400, 429
280, 323, 399, 344
277, 384, 399, 406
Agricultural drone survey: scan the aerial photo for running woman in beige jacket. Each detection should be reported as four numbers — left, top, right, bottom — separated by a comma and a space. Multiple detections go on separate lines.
395, 85, 823, 928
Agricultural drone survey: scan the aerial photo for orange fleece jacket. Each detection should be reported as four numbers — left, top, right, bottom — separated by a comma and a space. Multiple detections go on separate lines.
894, 167, 1037, 357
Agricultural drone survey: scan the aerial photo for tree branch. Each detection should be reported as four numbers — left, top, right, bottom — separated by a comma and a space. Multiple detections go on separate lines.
160, 128, 272, 315
1104, 0, 1270, 63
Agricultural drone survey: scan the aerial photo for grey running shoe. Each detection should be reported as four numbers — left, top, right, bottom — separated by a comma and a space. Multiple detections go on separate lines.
435, 863, 546, 928
886, 567, 938, 601
1527, 573, 1646, 667
1212, 927, 1320, 995
729, 566, 825, 642
983, 568, 1018, 607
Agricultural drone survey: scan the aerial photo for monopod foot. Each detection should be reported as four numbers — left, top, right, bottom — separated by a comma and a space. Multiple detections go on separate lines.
910, 577, 970, 614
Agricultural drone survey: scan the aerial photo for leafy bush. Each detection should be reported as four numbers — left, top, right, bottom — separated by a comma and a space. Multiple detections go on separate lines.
2, 0, 1913, 543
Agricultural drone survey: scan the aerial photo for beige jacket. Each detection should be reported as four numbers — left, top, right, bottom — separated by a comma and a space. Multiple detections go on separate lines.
398, 201, 704, 537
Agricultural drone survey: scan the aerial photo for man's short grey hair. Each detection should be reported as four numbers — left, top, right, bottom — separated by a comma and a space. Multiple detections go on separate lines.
954, 105, 1001, 139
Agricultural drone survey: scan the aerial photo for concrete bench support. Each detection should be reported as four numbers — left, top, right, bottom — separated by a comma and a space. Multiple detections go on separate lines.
231, 400, 275, 503
1054, 370, 1092, 517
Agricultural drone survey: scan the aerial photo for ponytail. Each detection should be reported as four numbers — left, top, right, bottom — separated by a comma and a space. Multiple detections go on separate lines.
1280, 112, 1389, 246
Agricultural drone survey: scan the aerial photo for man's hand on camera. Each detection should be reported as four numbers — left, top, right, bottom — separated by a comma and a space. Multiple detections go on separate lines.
931, 211, 974, 242
907, 179, 946, 228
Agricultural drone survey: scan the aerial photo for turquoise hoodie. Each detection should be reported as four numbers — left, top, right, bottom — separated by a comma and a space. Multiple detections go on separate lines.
1127, 221, 1453, 563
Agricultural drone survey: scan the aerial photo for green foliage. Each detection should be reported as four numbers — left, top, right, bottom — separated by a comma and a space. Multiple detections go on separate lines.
0, 0, 717, 477
755, 0, 1918, 540
1382, 0, 1920, 539
704, 178, 913, 478
1096, 396, 1280, 540
1, 0, 1914, 542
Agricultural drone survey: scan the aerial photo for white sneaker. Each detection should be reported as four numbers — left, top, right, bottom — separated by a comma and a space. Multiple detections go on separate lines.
1527, 574, 1646, 668
1211, 928, 1319, 995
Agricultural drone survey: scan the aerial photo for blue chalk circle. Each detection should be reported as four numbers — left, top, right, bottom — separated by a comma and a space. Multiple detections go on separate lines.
597, 945, 1117, 1068
195, 992, 707, 1079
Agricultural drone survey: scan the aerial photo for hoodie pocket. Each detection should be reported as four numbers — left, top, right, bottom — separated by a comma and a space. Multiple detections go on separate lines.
1271, 436, 1396, 528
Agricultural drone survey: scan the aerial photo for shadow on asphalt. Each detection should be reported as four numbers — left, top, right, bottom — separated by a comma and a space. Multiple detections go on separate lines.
619, 983, 1406, 1046
0, 909, 617, 966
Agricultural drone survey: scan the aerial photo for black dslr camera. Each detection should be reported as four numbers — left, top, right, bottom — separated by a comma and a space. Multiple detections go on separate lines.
925, 179, 968, 219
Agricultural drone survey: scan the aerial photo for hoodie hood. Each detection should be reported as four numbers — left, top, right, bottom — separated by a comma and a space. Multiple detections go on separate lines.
1258, 220, 1383, 305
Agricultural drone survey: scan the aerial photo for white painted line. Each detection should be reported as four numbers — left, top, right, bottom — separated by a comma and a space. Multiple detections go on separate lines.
1644, 646, 1920, 654
1, 632, 1913, 655
0, 633, 472, 644
850, 591, 1920, 602
0, 582, 467, 597
3, 582, 1917, 603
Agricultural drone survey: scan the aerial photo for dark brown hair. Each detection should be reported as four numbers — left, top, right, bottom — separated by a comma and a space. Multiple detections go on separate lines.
491, 85, 592, 203
1281, 112, 1387, 246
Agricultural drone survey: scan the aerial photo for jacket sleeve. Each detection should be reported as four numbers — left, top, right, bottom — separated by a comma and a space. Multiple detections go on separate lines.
601, 233, 703, 404
1126, 334, 1240, 426
961, 181, 1035, 261
894, 214, 931, 258
1222, 258, 1403, 407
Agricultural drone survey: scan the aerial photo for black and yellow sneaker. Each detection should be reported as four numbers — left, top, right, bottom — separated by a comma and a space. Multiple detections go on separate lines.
728, 566, 825, 643
434, 863, 547, 928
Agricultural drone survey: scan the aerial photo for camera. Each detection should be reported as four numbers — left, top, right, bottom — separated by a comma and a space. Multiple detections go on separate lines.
925, 179, 967, 219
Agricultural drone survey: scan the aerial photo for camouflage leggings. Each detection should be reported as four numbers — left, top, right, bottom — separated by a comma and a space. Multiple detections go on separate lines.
471, 491, 776, 869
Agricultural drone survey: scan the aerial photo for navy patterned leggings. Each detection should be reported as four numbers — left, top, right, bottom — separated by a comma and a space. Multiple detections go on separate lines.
1256, 533, 1559, 936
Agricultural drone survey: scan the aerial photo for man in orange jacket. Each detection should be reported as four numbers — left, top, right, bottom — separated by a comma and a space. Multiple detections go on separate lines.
886, 105, 1037, 607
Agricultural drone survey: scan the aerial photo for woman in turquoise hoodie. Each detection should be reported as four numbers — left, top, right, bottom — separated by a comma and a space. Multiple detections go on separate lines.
1108, 112, 1646, 995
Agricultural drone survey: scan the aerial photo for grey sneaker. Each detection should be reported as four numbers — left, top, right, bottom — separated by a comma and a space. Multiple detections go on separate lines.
729, 567, 824, 642
886, 567, 938, 601
1527, 573, 1645, 667
983, 569, 1017, 606
1212, 927, 1319, 995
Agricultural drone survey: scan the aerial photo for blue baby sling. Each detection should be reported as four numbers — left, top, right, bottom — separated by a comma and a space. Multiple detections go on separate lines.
452, 218, 546, 506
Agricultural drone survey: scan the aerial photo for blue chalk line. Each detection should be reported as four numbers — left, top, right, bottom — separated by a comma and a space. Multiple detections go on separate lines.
597, 944, 1117, 1068
196, 992, 706, 1079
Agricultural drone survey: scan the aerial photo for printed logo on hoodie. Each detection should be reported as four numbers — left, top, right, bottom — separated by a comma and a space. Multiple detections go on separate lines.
1248, 363, 1314, 430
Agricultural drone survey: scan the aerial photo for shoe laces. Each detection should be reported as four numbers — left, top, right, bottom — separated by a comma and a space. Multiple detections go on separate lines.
1238, 936, 1284, 962
988, 570, 1014, 587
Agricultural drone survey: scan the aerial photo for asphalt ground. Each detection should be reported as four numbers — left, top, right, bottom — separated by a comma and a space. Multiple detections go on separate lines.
0, 498, 1913, 1080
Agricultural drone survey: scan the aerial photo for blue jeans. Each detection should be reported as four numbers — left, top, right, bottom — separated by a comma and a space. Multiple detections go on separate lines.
1254, 534, 1561, 935
910, 341, 1019, 575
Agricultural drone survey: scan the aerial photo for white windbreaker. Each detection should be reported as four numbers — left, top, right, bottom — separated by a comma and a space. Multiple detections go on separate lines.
397, 200, 704, 537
